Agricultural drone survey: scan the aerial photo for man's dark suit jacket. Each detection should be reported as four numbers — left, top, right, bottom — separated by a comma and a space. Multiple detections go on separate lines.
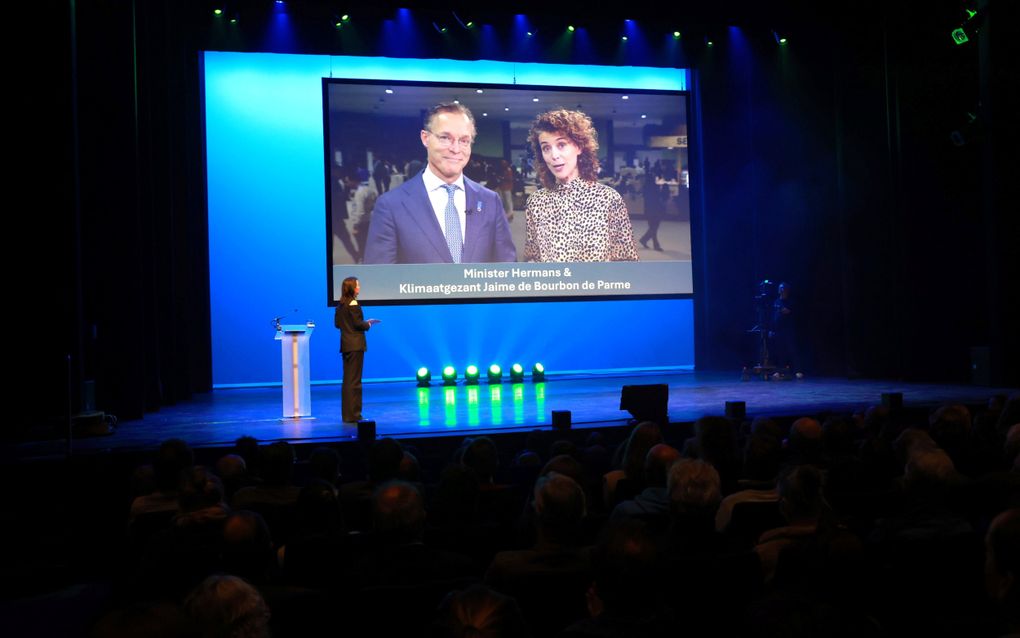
334, 300, 370, 352
362, 172, 517, 264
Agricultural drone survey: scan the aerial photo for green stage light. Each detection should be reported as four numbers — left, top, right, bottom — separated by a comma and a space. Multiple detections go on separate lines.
416, 367, 431, 387
532, 363, 546, 382
465, 365, 480, 385
567, 25, 575, 32
621, 36, 628, 42
341, 14, 350, 22
488, 364, 502, 384
213, 8, 223, 16
673, 31, 681, 39
510, 363, 525, 383
442, 365, 457, 385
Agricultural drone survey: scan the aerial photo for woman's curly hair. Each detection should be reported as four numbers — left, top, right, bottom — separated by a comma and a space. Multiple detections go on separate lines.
528, 109, 601, 189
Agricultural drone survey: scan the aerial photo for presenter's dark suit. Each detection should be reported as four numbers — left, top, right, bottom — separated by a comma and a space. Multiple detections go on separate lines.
362, 172, 517, 264
334, 300, 371, 423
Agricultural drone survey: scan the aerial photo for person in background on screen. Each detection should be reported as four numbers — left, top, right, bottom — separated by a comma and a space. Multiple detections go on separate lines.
524, 109, 638, 263
334, 277, 379, 424
330, 164, 360, 264
638, 172, 665, 252
495, 159, 516, 223
341, 167, 376, 263
372, 157, 391, 195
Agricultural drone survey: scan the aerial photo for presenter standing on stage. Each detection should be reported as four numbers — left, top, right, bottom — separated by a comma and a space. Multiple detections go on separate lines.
334, 276, 379, 424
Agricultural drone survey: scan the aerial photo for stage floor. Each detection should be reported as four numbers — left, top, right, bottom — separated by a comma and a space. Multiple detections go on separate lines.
31, 371, 1014, 456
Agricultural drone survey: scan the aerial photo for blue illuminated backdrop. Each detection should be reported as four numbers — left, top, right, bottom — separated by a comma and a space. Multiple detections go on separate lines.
204, 51, 694, 386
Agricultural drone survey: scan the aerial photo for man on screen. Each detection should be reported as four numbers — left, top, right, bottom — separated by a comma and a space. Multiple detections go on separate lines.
362, 103, 517, 264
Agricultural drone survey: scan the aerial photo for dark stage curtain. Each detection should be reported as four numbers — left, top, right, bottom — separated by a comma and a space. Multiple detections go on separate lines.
15, 0, 212, 428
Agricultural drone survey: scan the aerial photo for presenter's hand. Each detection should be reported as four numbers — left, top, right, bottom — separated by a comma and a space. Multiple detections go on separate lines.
367, 319, 381, 325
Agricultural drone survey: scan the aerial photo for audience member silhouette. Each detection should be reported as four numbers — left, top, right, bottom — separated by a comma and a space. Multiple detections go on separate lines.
486, 473, 593, 637
604, 422, 663, 508
183, 574, 271, 638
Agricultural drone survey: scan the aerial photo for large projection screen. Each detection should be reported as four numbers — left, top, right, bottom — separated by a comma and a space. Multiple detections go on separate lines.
324, 75, 693, 304
205, 53, 695, 386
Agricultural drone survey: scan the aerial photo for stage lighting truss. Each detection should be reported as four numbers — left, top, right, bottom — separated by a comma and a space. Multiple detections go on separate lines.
418, 363, 545, 386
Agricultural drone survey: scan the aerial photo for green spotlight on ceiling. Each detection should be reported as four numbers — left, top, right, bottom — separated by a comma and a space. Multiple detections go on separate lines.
442, 365, 457, 385
213, 8, 223, 15
341, 14, 350, 22
673, 31, 681, 39
532, 363, 546, 383
509, 363, 525, 383
465, 365, 480, 385
526, 31, 533, 37
621, 36, 628, 42
465, 21, 474, 28
416, 367, 431, 387
567, 25, 575, 32
488, 364, 502, 384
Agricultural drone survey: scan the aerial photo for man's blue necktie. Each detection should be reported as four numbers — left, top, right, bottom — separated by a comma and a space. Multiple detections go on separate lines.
441, 183, 463, 263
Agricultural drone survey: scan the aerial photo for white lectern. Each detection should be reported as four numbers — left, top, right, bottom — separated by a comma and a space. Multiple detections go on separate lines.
275, 323, 314, 418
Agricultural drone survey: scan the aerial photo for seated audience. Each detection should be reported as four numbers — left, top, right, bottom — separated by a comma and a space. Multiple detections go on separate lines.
486, 473, 593, 637
184, 574, 271, 638
130, 438, 194, 521
432, 583, 532, 638
603, 422, 662, 508
985, 508, 1020, 636
610, 444, 680, 529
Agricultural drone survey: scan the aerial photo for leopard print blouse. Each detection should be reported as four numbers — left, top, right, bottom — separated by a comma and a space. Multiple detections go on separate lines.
523, 178, 639, 262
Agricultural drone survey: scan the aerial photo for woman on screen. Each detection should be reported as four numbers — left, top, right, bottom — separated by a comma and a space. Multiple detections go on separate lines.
523, 109, 639, 263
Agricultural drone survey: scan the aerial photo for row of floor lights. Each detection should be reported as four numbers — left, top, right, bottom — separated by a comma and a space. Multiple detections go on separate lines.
416, 363, 545, 386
